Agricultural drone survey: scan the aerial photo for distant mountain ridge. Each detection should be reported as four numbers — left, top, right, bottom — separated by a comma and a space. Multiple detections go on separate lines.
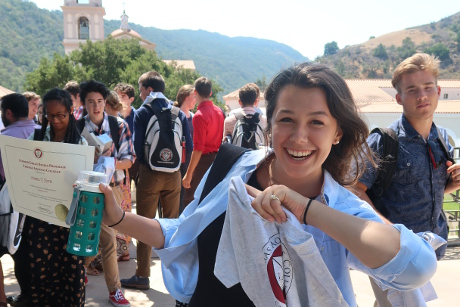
317, 12, 460, 79
0, 0, 308, 94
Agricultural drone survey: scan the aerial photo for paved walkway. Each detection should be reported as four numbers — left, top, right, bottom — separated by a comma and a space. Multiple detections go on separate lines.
3, 243, 460, 306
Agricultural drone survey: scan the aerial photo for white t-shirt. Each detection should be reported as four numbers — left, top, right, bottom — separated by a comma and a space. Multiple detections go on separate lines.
214, 177, 348, 307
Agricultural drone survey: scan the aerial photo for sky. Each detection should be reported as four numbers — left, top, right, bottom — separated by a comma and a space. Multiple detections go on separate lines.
31, 0, 460, 60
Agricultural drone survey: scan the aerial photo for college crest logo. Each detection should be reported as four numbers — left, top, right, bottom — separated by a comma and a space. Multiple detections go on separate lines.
34, 148, 43, 159
263, 233, 292, 306
159, 148, 173, 162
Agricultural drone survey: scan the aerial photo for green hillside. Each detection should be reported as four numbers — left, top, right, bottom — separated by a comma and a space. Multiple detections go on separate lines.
0, 0, 307, 94
0, 0, 64, 92
317, 12, 460, 79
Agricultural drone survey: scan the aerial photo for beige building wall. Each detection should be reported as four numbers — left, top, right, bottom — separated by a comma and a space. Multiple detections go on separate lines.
62, 0, 106, 54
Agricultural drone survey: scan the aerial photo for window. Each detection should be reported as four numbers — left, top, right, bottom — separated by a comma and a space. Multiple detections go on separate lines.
78, 17, 90, 40
77, 0, 90, 4
443, 93, 448, 99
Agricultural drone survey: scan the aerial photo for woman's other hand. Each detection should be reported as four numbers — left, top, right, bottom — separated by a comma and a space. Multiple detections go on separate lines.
246, 184, 308, 224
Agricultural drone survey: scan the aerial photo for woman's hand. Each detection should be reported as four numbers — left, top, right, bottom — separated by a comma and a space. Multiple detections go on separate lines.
99, 183, 124, 226
246, 184, 309, 224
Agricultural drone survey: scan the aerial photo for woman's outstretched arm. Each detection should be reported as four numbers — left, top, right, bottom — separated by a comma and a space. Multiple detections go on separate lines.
100, 183, 165, 249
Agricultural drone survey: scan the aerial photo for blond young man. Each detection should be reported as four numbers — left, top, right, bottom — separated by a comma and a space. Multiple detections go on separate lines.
355, 53, 460, 305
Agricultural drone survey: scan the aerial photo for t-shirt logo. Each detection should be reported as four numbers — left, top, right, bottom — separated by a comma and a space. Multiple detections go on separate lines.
264, 233, 292, 306
159, 148, 173, 162
34, 148, 43, 159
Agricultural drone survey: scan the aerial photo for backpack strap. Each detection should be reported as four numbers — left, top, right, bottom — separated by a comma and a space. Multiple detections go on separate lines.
367, 128, 399, 199
33, 128, 42, 141
107, 115, 120, 153
252, 112, 260, 123
436, 127, 454, 163
198, 143, 248, 205
171, 106, 180, 121
234, 111, 244, 121
76, 117, 86, 134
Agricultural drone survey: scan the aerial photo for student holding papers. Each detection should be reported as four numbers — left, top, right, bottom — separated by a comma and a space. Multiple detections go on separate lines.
27, 88, 87, 307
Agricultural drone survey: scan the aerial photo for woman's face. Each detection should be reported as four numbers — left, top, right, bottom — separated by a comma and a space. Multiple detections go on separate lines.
37, 105, 43, 124
270, 85, 342, 187
183, 93, 196, 110
45, 100, 70, 134
85, 92, 105, 125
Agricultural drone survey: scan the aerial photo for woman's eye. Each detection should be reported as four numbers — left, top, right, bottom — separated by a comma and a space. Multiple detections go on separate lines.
311, 120, 324, 126
279, 117, 293, 123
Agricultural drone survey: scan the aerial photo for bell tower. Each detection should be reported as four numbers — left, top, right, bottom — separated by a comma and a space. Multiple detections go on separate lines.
62, 0, 106, 54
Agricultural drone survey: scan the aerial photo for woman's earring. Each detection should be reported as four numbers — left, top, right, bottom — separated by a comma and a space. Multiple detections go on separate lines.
334, 140, 340, 145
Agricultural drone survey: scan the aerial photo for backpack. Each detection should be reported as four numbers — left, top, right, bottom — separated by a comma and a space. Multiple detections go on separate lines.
0, 179, 26, 255
366, 127, 453, 215
143, 102, 183, 172
230, 112, 264, 150
76, 116, 120, 152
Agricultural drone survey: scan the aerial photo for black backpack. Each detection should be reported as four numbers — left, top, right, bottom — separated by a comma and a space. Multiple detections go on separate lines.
229, 112, 263, 150
365, 128, 399, 214
366, 127, 453, 215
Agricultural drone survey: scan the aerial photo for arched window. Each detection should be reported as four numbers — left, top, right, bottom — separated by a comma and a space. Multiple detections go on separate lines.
78, 17, 90, 40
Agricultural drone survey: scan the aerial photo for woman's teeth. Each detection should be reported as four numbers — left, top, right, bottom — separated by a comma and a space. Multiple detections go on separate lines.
287, 149, 312, 160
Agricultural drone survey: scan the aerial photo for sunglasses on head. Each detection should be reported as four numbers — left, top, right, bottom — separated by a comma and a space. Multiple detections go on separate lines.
427, 139, 444, 169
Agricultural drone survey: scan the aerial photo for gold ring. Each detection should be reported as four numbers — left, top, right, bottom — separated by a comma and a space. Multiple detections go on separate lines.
270, 194, 280, 202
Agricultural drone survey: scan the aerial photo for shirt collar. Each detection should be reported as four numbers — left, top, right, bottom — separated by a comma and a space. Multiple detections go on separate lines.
85, 112, 109, 133
399, 114, 438, 140
143, 92, 168, 105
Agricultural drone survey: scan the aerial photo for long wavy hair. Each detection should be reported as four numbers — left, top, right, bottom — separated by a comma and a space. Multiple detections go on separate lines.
264, 62, 375, 187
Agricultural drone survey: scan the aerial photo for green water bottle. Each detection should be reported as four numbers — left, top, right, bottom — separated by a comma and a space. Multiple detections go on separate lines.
66, 171, 108, 256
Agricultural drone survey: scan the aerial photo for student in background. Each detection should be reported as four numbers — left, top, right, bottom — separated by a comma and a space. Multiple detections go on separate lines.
354, 53, 459, 305
79, 81, 133, 307
105, 90, 133, 262
182, 77, 224, 206
64, 81, 84, 120
174, 84, 196, 213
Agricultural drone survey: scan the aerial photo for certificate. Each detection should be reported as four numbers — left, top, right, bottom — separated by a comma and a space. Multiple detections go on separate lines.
0, 135, 94, 227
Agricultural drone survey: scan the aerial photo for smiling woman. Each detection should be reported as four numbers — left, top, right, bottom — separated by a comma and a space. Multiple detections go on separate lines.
98, 62, 440, 307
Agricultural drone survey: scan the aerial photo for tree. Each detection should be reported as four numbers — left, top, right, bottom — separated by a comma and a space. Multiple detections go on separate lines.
255, 75, 267, 93
424, 43, 450, 61
25, 37, 223, 107
324, 41, 339, 56
373, 44, 388, 60
396, 37, 416, 60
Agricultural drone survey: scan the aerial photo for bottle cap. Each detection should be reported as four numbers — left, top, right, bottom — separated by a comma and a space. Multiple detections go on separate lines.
76, 171, 108, 193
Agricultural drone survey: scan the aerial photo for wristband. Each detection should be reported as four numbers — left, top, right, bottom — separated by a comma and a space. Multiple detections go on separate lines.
108, 211, 125, 227
302, 199, 313, 225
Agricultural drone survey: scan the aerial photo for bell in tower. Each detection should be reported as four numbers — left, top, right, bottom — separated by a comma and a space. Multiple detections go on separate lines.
62, 0, 106, 54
